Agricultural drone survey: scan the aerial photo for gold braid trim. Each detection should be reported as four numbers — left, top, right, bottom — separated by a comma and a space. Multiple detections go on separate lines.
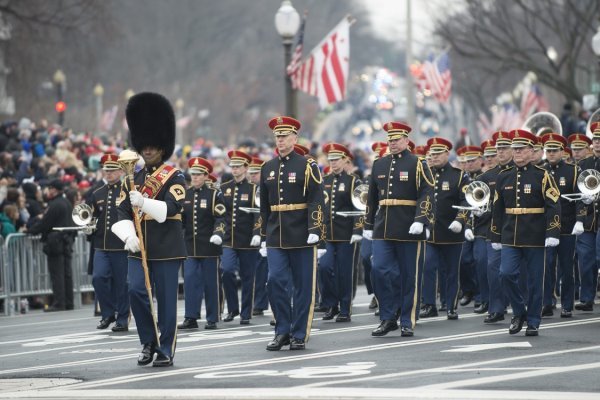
417, 159, 435, 188
547, 215, 561, 231
419, 195, 434, 224
311, 204, 323, 229
354, 216, 365, 230
214, 222, 225, 234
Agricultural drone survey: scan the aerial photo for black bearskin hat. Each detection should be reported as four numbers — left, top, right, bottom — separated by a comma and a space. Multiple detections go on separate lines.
126, 92, 175, 161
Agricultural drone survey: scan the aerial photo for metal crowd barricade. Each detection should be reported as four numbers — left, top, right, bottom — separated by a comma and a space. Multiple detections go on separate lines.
2, 232, 92, 316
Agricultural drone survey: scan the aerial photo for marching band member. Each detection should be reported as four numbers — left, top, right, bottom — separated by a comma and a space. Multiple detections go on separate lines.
541, 133, 578, 318
261, 116, 323, 351
364, 121, 434, 337
568, 134, 592, 164
178, 157, 225, 330
490, 129, 561, 336
89, 154, 129, 332
481, 139, 498, 172
220, 150, 261, 324
113, 92, 187, 367
420, 138, 469, 320
319, 143, 362, 322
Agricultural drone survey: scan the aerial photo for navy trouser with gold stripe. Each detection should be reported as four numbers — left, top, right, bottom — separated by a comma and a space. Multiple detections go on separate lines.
422, 243, 462, 310
319, 241, 355, 315
372, 240, 423, 328
183, 257, 220, 323
92, 250, 129, 325
578, 232, 598, 303
267, 247, 316, 341
128, 258, 181, 358
544, 235, 575, 311
253, 256, 269, 311
500, 246, 544, 329
221, 248, 258, 320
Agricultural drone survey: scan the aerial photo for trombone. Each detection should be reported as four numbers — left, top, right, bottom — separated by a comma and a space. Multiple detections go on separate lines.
561, 169, 600, 202
452, 181, 490, 212
336, 183, 368, 217
53, 203, 97, 232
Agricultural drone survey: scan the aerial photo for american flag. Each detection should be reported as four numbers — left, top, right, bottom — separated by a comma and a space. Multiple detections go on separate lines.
422, 51, 452, 103
492, 103, 522, 131
100, 105, 118, 132
289, 17, 351, 108
520, 83, 549, 120
287, 12, 307, 88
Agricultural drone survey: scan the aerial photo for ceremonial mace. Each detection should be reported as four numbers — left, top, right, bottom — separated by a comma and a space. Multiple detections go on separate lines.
118, 149, 161, 347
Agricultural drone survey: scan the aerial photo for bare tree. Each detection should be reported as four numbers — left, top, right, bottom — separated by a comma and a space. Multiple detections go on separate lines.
434, 0, 600, 114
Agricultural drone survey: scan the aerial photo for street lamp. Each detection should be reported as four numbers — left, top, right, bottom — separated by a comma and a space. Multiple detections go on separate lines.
274, 0, 300, 118
93, 84, 104, 132
592, 26, 600, 108
175, 98, 184, 120
125, 89, 135, 101
53, 69, 66, 125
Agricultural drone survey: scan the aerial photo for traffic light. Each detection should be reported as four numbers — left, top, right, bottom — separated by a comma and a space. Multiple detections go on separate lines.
55, 101, 67, 113
55, 101, 67, 125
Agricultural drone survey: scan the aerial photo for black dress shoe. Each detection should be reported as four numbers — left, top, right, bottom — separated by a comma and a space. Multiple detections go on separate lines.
137, 343, 156, 366
439, 303, 447, 312
289, 338, 305, 350
223, 311, 239, 322
111, 323, 128, 332
574, 301, 594, 311
484, 312, 505, 323
177, 318, 199, 330
322, 306, 339, 320
266, 333, 290, 351
541, 305, 554, 317
419, 304, 438, 318
97, 315, 116, 329
335, 314, 351, 322
205, 321, 217, 329
509, 315, 525, 335
152, 353, 173, 367
400, 326, 414, 337
371, 320, 398, 337
473, 303, 489, 314
252, 309, 264, 316
459, 293, 473, 307
525, 326, 539, 336
560, 309, 572, 318
368, 296, 378, 309
240, 319, 250, 325
270, 319, 276, 326
447, 309, 458, 320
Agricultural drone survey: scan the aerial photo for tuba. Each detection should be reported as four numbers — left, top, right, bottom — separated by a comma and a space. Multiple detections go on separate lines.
586, 108, 600, 138
561, 169, 600, 202
54, 203, 97, 231
522, 111, 562, 136
452, 181, 490, 212
337, 184, 368, 217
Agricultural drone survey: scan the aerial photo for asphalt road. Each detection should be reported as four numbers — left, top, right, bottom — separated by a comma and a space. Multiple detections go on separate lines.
1, 287, 599, 399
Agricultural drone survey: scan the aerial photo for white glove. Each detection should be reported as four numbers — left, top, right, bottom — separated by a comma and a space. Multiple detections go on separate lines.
491, 242, 502, 250
545, 237, 560, 247
581, 194, 596, 205
473, 209, 484, 217
362, 230, 373, 240
408, 222, 424, 235
464, 228, 475, 242
209, 235, 222, 245
307, 233, 319, 244
129, 190, 144, 208
572, 221, 584, 236
82, 225, 95, 235
250, 235, 261, 247
259, 242, 267, 257
448, 221, 462, 233
426, 228, 430, 240
317, 249, 327, 259
124, 236, 140, 253
350, 234, 362, 244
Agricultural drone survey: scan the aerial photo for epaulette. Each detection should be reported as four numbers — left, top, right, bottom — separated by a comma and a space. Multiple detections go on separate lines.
220, 179, 233, 186
92, 184, 106, 195
534, 164, 548, 172
498, 165, 514, 174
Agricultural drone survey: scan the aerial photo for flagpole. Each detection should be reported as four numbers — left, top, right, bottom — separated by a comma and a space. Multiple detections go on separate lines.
406, 0, 416, 128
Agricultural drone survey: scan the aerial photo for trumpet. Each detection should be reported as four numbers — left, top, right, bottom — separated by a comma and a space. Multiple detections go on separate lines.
53, 203, 97, 232
337, 183, 368, 217
452, 181, 490, 212
561, 169, 600, 202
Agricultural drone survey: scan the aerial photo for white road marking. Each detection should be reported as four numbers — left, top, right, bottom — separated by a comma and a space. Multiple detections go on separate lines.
442, 342, 532, 352
55, 317, 600, 390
